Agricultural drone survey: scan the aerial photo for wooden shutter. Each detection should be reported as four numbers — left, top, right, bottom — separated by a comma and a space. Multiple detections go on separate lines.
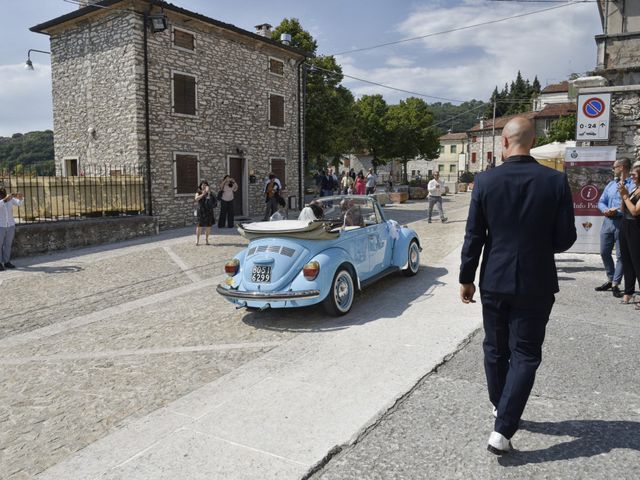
175, 154, 198, 194
269, 58, 284, 75
174, 30, 194, 50
269, 94, 284, 127
173, 73, 196, 115
271, 159, 286, 189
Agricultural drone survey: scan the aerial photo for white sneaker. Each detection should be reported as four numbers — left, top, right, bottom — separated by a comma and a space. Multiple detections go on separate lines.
487, 431, 512, 455
492, 406, 497, 418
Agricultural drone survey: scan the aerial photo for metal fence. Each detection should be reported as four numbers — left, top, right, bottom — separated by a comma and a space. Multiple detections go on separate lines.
0, 163, 147, 224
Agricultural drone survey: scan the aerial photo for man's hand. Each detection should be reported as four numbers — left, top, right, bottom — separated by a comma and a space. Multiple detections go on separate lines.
460, 283, 476, 304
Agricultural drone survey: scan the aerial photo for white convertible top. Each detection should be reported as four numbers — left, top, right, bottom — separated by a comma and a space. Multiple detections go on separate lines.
238, 220, 340, 240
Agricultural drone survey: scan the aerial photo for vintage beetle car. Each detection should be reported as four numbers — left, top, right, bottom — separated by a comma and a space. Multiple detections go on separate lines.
216, 195, 421, 316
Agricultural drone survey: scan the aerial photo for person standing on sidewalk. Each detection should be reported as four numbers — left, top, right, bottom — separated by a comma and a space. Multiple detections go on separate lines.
194, 181, 216, 246
262, 173, 281, 220
427, 172, 447, 223
459, 117, 576, 455
365, 168, 377, 195
217, 175, 238, 229
617, 164, 640, 305
594, 158, 631, 298
0, 188, 24, 270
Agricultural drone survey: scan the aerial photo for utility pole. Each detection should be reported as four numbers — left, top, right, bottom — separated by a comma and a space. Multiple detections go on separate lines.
480, 119, 485, 171
491, 99, 497, 167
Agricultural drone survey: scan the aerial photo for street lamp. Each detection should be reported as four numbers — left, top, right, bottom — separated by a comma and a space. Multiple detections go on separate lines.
25, 49, 51, 70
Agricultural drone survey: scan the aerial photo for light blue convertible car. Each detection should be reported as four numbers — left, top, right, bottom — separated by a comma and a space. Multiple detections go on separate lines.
216, 195, 421, 316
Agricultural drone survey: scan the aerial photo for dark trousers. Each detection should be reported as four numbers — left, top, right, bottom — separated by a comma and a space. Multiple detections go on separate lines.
619, 218, 640, 295
481, 291, 555, 439
218, 200, 234, 228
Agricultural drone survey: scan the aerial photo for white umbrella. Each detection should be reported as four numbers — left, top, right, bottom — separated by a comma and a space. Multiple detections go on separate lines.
531, 141, 577, 160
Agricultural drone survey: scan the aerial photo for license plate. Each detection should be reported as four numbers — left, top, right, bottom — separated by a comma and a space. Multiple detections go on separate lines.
251, 265, 272, 283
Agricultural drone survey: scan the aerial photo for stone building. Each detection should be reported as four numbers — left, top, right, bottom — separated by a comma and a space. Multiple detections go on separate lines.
572, 0, 640, 162
31, 0, 307, 228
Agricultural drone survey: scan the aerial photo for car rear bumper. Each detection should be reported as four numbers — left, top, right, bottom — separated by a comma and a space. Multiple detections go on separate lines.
216, 284, 321, 301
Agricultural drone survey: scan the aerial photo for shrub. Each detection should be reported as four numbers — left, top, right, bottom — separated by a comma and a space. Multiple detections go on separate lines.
459, 171, 475, 183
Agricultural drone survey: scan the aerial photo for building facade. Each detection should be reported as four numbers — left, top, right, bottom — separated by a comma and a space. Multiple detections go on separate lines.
32, 0, 307, 228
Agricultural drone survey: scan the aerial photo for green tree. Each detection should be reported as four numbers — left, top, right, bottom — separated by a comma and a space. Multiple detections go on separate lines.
353, 94, 389, 172
536, 114, 576, 146
0, 130, 54, 173
271, 18, 317, 53
305, 56, 355, 171
385, 97, 440, 183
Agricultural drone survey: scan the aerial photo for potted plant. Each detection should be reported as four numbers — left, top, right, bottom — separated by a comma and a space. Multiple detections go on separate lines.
458, 171, 474, 192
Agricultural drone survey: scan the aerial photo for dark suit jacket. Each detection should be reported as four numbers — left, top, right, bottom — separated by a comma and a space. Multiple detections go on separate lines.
459, 155, 577, 296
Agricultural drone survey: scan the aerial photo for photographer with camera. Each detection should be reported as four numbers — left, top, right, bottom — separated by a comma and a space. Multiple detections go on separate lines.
0, 188, 24, 270
218, 175, 238, 228
194, 180, 216, 245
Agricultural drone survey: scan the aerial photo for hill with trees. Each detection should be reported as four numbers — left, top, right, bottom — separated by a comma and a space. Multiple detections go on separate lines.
0, 130, 54, 174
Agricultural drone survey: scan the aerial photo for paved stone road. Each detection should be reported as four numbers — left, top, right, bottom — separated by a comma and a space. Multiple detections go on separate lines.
0, 194, 470, 480
311, 235, 640, 477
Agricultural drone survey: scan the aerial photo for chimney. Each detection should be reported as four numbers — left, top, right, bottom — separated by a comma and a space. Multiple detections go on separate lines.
254, 23, 273, 38
77, 0, 100, 8
280, 33, 292, 45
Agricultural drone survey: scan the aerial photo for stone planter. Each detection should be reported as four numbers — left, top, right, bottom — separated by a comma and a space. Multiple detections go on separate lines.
457, 183, 468, 193
371, 192, 389, 206
409, 187, 427, 200
388, 192, 409, 203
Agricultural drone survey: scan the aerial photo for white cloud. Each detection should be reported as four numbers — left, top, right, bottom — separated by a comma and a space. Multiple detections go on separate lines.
341, 0, 602, 104
385, 56, 414, 68
0, 63, 53, 137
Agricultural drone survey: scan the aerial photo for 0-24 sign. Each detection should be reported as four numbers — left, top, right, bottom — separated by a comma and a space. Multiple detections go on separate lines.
576, 93, 611, 141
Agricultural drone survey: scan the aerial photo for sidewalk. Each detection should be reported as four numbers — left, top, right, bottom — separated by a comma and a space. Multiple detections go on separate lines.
312, 253, 640, 479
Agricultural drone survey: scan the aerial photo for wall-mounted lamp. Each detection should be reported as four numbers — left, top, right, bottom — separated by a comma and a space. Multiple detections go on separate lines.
149, 13, 168, 33
25, 49, 51, 70
235, 147, 244, 155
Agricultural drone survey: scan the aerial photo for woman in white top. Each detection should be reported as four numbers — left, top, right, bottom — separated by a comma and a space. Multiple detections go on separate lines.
218, 175, 238, 228
0, 188, 24, 269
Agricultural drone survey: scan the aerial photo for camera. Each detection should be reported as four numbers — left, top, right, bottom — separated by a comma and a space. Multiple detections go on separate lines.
228, 181, 234, 187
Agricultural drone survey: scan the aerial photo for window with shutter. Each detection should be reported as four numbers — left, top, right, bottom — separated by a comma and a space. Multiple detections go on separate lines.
174, 28, 195, 51
173, 73, 197, 115
175, 154, 199, 194
269, 94, 284, 127
271, 158, 286, 189
269, 58, 284, 75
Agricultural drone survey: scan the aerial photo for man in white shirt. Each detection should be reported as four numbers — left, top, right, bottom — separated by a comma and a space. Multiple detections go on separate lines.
427, 172, 447, 223
365, 168, 377, 195
0, 188, 24, 270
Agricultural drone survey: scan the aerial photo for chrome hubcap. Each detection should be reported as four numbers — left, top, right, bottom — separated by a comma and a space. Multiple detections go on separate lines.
410, 243, 419, 271
334, 272, 353, 311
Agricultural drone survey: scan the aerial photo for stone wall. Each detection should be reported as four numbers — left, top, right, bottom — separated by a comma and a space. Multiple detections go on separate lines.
146, 13, 302, 229
13, 217, 158, 258
50, 11, 141, 174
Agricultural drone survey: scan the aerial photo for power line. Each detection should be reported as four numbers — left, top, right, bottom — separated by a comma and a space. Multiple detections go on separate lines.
329, 1, 587, 57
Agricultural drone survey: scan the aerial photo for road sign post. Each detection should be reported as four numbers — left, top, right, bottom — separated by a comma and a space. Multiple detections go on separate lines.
576, 93, 612, 141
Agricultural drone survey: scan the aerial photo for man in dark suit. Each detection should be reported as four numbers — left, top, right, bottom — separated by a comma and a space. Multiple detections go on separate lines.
459, 117, 576, 455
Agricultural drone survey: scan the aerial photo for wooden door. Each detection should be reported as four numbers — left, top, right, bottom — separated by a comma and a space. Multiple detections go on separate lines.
229, 157, 244, 216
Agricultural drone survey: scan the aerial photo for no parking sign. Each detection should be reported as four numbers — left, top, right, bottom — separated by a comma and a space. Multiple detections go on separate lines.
576, 93, 611, 141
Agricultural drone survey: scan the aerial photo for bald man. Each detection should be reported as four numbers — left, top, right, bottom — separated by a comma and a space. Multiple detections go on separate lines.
459, 117, 576, 455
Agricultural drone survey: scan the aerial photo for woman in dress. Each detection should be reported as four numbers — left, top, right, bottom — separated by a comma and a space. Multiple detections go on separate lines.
355, 172, 366, 195
618, 165, 640, 306
195, 180, 216, 245
218, 175, 238, 228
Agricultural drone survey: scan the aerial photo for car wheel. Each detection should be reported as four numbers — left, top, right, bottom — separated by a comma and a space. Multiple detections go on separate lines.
323, 268, 355, 316
402, 240, 420, 277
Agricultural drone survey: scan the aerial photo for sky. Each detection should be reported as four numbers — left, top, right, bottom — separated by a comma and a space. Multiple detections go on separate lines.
0, 0, 603, 137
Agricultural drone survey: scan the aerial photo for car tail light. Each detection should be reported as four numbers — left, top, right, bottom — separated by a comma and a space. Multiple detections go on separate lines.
224, 259, 239, 276
303, 261, 320, 280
